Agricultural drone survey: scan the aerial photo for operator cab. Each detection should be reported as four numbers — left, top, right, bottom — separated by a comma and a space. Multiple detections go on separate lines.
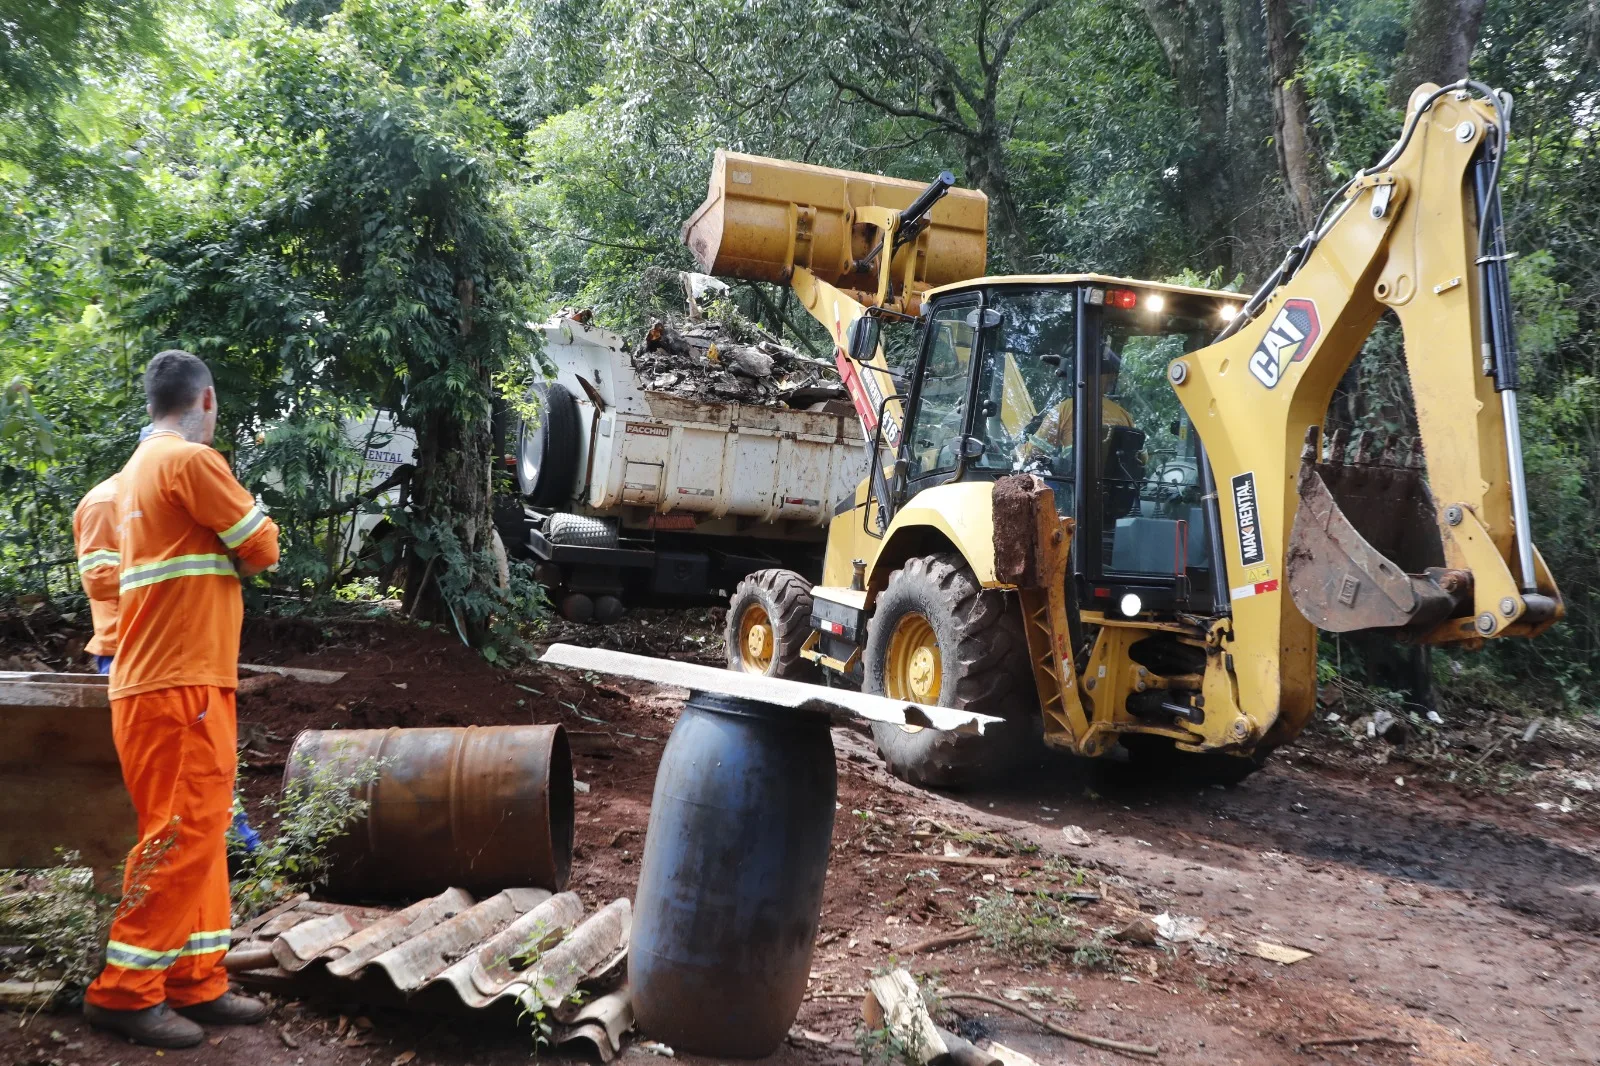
866, 275, 1246, 617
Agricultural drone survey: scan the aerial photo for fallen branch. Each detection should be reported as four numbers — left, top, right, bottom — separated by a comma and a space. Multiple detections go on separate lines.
940, 991, 1160, 1058
898, 927, 981, 955
1298, 1035, 1415, 1050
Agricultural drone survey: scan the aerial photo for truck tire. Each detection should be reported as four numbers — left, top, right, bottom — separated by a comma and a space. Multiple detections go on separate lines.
864, 554, 1036, 788
548, 512, 618, 548
518, 381, 581, 506
726, 569, 815, 680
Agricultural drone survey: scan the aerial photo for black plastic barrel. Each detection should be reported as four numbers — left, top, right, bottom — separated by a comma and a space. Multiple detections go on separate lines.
629, 692, 837, 1057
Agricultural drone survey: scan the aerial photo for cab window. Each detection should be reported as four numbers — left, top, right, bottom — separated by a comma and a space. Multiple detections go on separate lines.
1096, 302, 1214, 578
905, 300, 977, 479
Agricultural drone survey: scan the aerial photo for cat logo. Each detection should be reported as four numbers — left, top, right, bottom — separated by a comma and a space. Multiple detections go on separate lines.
1247, 298, 1321, 388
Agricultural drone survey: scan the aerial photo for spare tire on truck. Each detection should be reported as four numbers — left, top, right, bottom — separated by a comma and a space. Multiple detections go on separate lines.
518, 381, 581, 507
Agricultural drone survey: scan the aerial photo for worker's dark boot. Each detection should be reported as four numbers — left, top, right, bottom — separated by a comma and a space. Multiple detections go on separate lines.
174, 991, 270, 1026
83, 1002, 205, 1048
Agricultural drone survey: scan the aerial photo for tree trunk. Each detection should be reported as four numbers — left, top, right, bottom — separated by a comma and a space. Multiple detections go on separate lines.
962, 136, 1033, 270
402, 276, 496, 637
1139, 0, 1233, 270
402, 394, 494, 628
1391, 0, 1489, 104
1265, 0, 1320, 229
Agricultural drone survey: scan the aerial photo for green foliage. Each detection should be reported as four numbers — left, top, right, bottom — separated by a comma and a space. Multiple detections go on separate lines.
1, 0, 1599, 694
230, 753, 384, 920
0, 858, 118, 992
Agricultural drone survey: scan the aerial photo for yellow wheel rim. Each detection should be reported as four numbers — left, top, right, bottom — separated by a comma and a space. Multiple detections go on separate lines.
884, 613, 941, 728
738, 602, 776, 673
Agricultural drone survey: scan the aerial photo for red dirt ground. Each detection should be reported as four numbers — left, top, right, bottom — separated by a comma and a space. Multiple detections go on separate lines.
4, 609, 1598, 1066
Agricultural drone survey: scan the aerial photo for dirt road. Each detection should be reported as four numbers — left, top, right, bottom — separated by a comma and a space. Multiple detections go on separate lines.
4, 610, 1597, 1066
968, 747, 1600, 1064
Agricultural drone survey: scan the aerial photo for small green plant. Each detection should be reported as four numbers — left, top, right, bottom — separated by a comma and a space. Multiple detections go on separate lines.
967, 890, 1119, 971
856, 1022, 925, 1066
230, 754, 385, 920
0, 855, 118, 993
1070, 932, 1119, 971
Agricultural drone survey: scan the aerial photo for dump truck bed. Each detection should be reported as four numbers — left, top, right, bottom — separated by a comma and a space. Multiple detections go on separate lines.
537, 313, 867, 528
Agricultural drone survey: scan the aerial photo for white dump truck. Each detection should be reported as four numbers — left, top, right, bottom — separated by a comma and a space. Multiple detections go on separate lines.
504, 311, 868, 622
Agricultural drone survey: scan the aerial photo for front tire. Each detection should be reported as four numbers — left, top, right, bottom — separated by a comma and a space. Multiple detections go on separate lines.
865, 554, 1036, 788
725, 569, 816, 680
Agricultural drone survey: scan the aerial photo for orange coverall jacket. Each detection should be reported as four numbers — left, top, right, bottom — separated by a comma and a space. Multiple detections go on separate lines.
72, 475, 122, 657
85, 431, 279, 1012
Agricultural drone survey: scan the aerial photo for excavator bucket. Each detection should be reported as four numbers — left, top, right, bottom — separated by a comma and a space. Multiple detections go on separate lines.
681, 150, 988, 291
1286, 429, 1469, 634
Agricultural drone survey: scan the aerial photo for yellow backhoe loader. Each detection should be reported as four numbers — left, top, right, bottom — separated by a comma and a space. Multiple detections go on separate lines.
685, 81, 1563, 786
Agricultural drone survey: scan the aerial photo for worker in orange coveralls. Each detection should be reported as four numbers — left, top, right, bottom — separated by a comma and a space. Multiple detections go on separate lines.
73, 475, 122, 673
83, 350, 280, 1049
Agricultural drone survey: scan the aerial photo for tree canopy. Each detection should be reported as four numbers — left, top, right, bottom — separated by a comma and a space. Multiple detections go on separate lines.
1, 0, 1597, 688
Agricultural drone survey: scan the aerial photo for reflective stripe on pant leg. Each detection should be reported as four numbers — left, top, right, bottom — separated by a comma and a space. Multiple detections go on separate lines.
85, 687, 235, 1012
163, 687, 238, 1009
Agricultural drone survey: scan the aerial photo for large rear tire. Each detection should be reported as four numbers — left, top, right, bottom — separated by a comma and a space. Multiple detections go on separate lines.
864, 554, 1036, 788
518, 381, 581, 507
725, 569, 816, 681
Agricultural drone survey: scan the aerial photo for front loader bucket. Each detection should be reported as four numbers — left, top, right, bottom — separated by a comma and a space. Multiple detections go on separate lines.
1286, 431, 1470, 634
681, 150, 988, 290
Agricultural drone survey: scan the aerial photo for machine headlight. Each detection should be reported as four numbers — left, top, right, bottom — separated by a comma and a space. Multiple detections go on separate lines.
1120, 593, 1143, 617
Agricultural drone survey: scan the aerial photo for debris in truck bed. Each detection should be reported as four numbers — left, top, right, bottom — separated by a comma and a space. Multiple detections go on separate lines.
632, 317, 846, 410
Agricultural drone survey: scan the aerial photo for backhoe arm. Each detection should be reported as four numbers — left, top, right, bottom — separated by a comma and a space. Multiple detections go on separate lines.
1173, 83, 1562, 747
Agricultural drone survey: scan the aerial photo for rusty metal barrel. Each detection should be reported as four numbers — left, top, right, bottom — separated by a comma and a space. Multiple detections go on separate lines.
283, 725, 573, 900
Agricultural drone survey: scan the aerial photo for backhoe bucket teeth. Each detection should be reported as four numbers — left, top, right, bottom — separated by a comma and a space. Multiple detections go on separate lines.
1286, 454, 1469, 634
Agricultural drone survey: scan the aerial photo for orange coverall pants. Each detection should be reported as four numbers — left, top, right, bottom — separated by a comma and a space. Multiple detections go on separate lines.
84, 686, 236, 1011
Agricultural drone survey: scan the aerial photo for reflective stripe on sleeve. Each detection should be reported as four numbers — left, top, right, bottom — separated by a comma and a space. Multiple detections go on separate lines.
119, 554, 237, 592
218, 506, 268, 550
104, 939, 182, 971
77, 549, 121, 574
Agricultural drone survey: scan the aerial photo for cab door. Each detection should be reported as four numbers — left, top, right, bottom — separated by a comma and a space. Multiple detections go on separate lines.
1074, 286, 1217, 615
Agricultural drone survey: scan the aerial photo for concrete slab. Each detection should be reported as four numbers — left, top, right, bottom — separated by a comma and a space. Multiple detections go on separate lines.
539, 644, 1002, 734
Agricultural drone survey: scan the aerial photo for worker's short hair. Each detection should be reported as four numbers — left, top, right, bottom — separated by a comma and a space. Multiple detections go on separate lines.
144, 350, 213, 418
